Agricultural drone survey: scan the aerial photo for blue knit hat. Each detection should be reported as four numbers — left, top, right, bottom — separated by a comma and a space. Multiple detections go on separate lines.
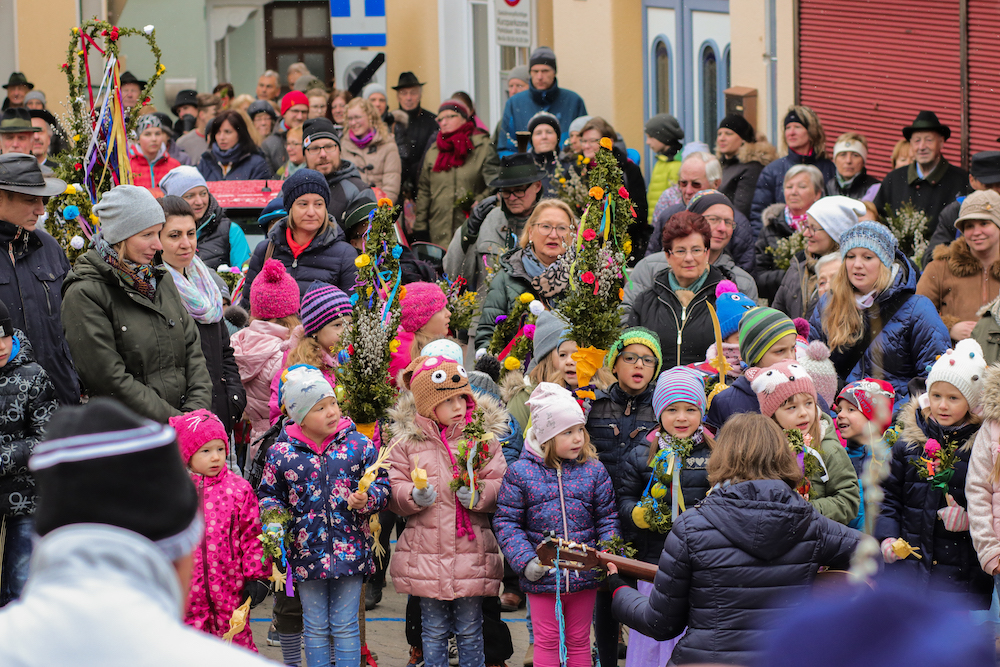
652, 367, 706, 417
839, 220, 897, 267
258, 197, 286, 226
300, 281, 352, 337
282, 168, 331, 209
714, 280, 757, 340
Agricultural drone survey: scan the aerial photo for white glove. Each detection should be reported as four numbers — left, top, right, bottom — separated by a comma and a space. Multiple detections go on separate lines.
456, 486, 480, 509
937, 494, 970, 532
524, 557, 550, 582
880, 537, 901, 564
412, 484, 437, 508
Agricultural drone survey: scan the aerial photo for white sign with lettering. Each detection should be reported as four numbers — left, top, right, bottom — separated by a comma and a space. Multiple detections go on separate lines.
496, 0, 532, 48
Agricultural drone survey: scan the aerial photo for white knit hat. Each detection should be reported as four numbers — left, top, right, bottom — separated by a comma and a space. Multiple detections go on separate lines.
807, 195, 865, 246
926, 339, 987, 411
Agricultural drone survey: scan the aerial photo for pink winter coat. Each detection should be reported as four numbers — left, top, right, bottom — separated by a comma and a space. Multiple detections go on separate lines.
966, 368, 1000, 574
386, 390, 508, 600
184, 466, 270, 650
230, 320, 293, 443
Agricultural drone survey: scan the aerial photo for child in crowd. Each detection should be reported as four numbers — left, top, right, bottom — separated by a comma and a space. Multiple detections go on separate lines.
747, 360, 860, 525
966, 362, 1000, 591
258, 365, 390, 667
617, 366, 714, 666
0, 302, 57, 607
170, 409, 269, 650
386, 355, 507, 667
696, 281, 757, 380
877, 340, 993, 607
494, 383, 619, 667
794, 324, 838, 411
835, 378, 896, 529
388, 282, 451, 387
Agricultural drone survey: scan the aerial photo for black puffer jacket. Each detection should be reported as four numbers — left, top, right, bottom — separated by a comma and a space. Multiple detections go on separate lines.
196, 319, 246, 433
0, 330, 57, 517
754, 203, 795, 303
588, 382, 659, 484
824, 170, 880, 199
612, 479, 859, 666
644, 201, 756, 274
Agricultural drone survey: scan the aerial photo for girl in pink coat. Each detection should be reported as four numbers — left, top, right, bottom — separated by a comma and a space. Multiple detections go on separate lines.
170, 409, 270, 651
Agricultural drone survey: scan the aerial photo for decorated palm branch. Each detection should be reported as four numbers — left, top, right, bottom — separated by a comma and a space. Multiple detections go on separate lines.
488, 292, 544, 378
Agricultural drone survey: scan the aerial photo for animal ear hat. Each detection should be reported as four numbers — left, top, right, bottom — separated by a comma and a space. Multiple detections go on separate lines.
403, 355, 474, 419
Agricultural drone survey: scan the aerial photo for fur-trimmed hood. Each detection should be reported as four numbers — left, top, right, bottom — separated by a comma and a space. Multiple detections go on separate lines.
897, 400, 927, 447
980, 363, 1000, 424
500, 370, 531, 404
386, 388, 511, 445
931, 236, 1000, 281
761, 202, 789, 230
737, 140, 778, 167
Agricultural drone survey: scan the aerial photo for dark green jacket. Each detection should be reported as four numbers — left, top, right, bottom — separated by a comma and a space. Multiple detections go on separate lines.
61, 250, 213, 423
973, 299, 1000, 367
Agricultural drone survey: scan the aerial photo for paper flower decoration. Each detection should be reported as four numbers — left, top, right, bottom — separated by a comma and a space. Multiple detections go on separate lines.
583, 229, 597, 241
589, 186, 604, 200
529, 300, 545, 316
619, 186, 629, 199
378, 197, 393, 207
62, 206, 80, 221
355, 253, 371, 268
70, 235, 85, 250
519, 292, 534, 304
600, 137, 613, 150
143, 25, 155, 35
581, 271, 596, 284
504, 357, 521, 371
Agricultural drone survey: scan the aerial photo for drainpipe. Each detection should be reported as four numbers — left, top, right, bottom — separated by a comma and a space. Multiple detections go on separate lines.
766, 0, 778, 144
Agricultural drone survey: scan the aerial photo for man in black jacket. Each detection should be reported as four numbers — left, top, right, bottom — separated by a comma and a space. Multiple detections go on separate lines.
0, 154, 80, 404
392, 72, 438, 204
922, 150, 1000, 266
301, 118, 375, 224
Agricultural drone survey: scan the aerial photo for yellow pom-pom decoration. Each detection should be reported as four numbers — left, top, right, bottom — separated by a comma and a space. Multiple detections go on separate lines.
623, 239, 632, 254
366, 286, 374, 296
89, 213, 99, 225
355, 253, 371, 268
389, 339, 400, 353
504, 357, 521, 371
519, 292, 534, 304
589, 186, 604, 200
583, 157, 591, 165
377, 197, 393, 207
72, 134, 81, 143
599, 137, 613, 150
632, 505, 650, 529
559, 177, 566, 184
64, 184, 76, 195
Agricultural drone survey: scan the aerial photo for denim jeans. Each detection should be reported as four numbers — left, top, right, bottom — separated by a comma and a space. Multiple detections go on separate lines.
0, 515, 33, 607
298, 575, 363, 667
420, 596, 484, 667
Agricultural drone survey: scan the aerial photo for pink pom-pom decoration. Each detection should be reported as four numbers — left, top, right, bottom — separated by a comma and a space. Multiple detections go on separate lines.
716, 280, 738, 298
523, 324, 536, 340
793, 317, 811, 339
805, 340, 831, 362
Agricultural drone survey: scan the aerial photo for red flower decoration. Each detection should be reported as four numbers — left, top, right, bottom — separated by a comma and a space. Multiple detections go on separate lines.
74, 163, 83, 171
109, 27, 119, 41
581, 271, 596, 284
347, 344, 355, 355
583, 229, 597, 241
101, 29, 108, 36
61, 63, 69, 70
618, 186, 629, 199
144, 98, 151, 105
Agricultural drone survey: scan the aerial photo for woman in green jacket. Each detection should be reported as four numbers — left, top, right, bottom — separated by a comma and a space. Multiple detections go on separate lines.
61, 185, 213, 423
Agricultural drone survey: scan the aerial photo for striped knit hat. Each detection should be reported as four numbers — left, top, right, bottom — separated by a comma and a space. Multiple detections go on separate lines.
652, 366, 706, 417
301, 281, 352, 337
739, 307, 798, 367
605, 327, 663, 377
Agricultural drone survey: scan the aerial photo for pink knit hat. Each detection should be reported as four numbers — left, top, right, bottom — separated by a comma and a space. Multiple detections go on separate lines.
250, 259, 300, 320
400, 282, 447, 333
526, 382, 585, 444
169, 409, 229, 464
745, 360, 817, 418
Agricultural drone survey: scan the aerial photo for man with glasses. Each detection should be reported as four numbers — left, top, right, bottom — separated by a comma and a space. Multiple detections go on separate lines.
301, 118, 375, 224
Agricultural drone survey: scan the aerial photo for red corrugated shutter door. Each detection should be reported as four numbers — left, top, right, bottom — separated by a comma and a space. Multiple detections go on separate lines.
968, 0, 1000, 153
798, 0, 962, 178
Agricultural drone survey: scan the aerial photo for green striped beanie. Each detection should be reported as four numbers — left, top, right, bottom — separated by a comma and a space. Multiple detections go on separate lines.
738, 307, 797, 367
605, 327, 663, 377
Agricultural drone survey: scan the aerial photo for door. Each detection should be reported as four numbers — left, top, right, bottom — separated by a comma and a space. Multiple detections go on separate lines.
264, 1, 336, 89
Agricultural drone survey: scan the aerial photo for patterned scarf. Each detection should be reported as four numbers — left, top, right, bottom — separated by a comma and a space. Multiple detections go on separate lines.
433, 120, 477, 172
784, 206, 808, 232
94, 232, 159, 301
163, 255, 224, 324
524, 248, 572, 299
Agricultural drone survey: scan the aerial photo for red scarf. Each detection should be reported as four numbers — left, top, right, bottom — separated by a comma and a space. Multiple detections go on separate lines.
286, 226, 311, 258
433, 120, 478, 172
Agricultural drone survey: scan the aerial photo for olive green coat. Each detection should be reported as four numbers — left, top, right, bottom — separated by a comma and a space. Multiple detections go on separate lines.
973, 299, 1000, 367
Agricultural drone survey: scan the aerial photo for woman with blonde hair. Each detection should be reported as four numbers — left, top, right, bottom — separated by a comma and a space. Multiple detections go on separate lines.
342, 97, 402, 202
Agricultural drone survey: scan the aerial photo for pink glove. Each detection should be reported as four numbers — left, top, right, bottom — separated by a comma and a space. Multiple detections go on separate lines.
937, 494, 970, 532
881, 537, 901, 564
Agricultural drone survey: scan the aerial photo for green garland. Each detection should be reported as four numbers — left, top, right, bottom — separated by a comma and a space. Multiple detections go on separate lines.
636, 435, 697, 534
258, 507, 292, 562
785, 428, 823, 491
448, 408, 491, 493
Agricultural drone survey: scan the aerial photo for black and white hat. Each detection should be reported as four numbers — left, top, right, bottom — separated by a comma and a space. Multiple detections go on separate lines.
0, 299, 11, 338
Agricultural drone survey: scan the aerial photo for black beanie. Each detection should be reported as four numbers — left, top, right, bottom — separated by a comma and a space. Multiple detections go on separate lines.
0, 299, 11, 338
527, 111, 560, 138
687, 189, 735, 215
718, 114, 755, 143
30, 398, 201, 559
529, 46, 557, 71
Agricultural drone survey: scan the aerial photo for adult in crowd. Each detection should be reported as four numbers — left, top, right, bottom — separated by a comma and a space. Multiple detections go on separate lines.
624, 190, 758, 313
526, 111, 572, 195
247, 99, 278, 145
564, 115, 592, 158
307, 90, 329, 120
498, 47, 587, 156
153, 112, 193, 167
276, 125, 305, 179
196, 109, 271, 181
923, 151, 1000, 266
61, 185, 212, 422
240, 169, 357, 310
0, 154, 80, 404
627, 211, 729, 366
507, 66, 531, 99
643, 113, 684, 224
475, 199, 576, 351
809, 221, 950, 410
0, 399, 273, 665
213, 83, 234, 110
756, 164, 826, 303
156, 196, 246, 432
750, 105, 836, 227
342, 97, 402, 202
773, 195, 863, 320
129, 114, 181, 190
826, 132, 880, 201
286, 62, 309, 90
362, 83, 394, 132
256, 70, 280, 101
329, 90, 350, 130
175, 93, 221, 168
160, 166, 251, 270
873, 111, 970, 238
917, 190, 1000, 342
2, 73, 32, 111
891, 139, 914, 170
24, 91, 46, 111
28, 112, 58, 169
170, 90, 199, 138
414, 99, 499, 247
717, 113, 776, 220
393, 72, 438, 204
646, 151, 755, 273
118, 71, 144, 110
300, 118, 376, 223
0, 108, 39, 155
261, 90, 309, 175
580, 117, 648, 232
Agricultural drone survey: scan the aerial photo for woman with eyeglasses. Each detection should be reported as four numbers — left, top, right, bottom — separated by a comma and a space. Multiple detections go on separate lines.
196, 109, 273, 182
627, 211, 729, 366
341, 97, 402, 202
475, 199, 577, 352
414, 98, 500, 247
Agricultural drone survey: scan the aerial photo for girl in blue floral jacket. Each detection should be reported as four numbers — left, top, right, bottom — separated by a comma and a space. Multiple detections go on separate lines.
258, 364, 389, 667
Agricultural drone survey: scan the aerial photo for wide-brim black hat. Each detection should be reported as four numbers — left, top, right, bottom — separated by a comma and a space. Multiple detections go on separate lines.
971, 151, 1000, 185
903, 110, 951, 141
28, 108, 58, 129
392, 71, 426, 90
0, 107, 40, 134
3, 72, 33, 90
120, 70, 147, 88
488, 153, 545, 189
171, 89, 199, 116
0, 154, 66, 196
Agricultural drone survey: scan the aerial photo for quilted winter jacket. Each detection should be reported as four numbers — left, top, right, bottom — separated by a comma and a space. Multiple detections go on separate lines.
196, 147, 272, 182
230, 320, 293, 442
588, 382, 660, 484
750, 151, 836, 227
754, 203, 797, 303
621, 251, 758, 318
186, 465, 269, 649
386, 392, 508, 600
0, 331, 57, 517
341, 133, 402, 203
647, 154, 681, 224
258, 419, 389, 582
809, 250, 951, 410
875, 402, 992, 607
965, 364, 1000, 575
611, 479, 859, 666
917, 236, 1000, 333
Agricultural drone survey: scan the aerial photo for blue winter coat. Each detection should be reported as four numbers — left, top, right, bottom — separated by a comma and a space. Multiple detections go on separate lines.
257, 420, 389, 582
493, 437, 619, 594
645, 201, 756, 274
497, 80, 587, 157
611, 479, 859, 666
196, 147, 273, 182
809, 250, 951, 411
749, 152, 836, 230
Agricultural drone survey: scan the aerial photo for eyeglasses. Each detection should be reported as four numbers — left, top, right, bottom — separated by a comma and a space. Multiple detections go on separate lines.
801, 222, 824, 234
704, 215, 734, 229
305, 143, 337, 155
667, 247, 706, 258
536, 223, 571, 236
580, 138, 601, 146
620, 352, 658, 368
501, 184, 532, 198
287, 142, 303, 148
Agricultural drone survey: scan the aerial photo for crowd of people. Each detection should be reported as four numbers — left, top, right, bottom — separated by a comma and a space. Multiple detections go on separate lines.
1, 41, 1000, 667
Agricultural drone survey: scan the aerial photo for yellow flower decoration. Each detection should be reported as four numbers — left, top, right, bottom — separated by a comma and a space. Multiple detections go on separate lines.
618, 288, 625, 301
623, 239, 632, 254
72, 134, 81, 142
559, 177, 566, 184
78, 50, 84, 56
355, 253, 371, 268
157, 64, 166, 74
399, 286, 407, 300
377, 197, 393, 207
583, 157, 591, 165
519, 292, 535, 304
72, 27, 79, 34
366, 286, 374, 296
389, 339, 400, 353
64, 184, 76, 195
599, 137, 613, 150
589, 186, 605, 200
504, 357, 521, 371
89, 213, 99, 225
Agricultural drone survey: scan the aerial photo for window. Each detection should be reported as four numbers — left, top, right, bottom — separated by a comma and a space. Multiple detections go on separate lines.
264, 1, 334, 88
724, 46, 731, 90
701, 44, 718, 150
654, 40, 670, 114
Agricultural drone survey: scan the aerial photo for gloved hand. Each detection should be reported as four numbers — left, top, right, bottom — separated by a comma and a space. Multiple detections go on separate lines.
456, 486, 479, 509
880, 537, 902, 564
412, 484, 437, 508
240, 579, 271, 608
937, 494, 970, 532
524, 557, 550, 582
465, 195, 497, 239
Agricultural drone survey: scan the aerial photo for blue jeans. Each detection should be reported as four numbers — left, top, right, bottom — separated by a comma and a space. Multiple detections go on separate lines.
298, 575, 363, 667
420, 596, 484, 667
0, 515, 33, 607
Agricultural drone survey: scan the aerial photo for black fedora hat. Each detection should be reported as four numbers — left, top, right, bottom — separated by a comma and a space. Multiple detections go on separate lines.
0, 154, 66, 196
488, 153, 544, 190
119, 70, 147, 88
171, 89, 199, 116
3, 72, 33, 90
0, 108, 40, 134
28, 108, 58, 129
392, 72, 426, 91
902, 110, 951, 141
971, 151, 1000, 185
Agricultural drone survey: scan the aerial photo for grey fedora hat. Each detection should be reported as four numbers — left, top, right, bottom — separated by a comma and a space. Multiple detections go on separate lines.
0, 153, 67, 196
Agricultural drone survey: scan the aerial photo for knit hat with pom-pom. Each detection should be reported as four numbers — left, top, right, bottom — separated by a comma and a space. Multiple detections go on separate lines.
250, 259, 300, 320
169, 409, 229, 464
746, 360, 817, 418
714, 280, 757, 340
400, 282, 448, 333
793, 318, 811, 340
837, 378, 896, 433
796, 340, 837, 407
926, 338, 987, 412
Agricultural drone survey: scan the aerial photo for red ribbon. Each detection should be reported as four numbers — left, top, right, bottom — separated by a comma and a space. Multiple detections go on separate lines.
498, 326, 526, 360
77, 31, 107, 111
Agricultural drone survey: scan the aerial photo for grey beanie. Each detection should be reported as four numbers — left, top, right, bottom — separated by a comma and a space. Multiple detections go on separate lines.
528, 310, 570, 371
94, 185, 166, 245
469, 370, 502, 402
25, 90, 46, 106
362, 82, 387, 100
569, 115, 593, 134
529, 46, 557, 71
509, 66, 530, 85
644, 113, 684, 146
